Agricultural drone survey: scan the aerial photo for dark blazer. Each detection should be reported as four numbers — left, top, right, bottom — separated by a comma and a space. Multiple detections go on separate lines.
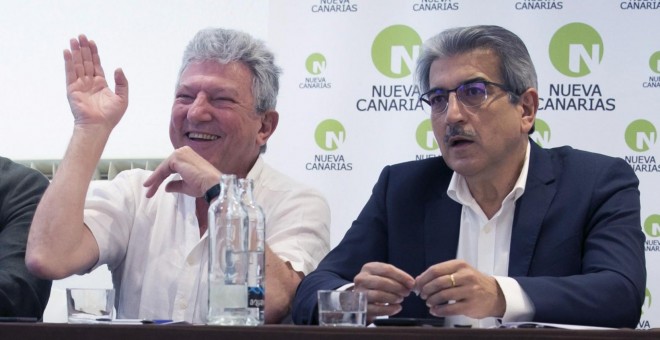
0, 157, 51, 318
292, 141, 646, 328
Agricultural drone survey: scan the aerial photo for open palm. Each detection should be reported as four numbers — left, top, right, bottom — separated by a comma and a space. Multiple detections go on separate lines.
64, 35, 128, 129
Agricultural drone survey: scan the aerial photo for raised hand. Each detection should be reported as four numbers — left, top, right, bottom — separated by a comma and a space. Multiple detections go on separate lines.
64, 34, 128, 130
353, 262, 415, 321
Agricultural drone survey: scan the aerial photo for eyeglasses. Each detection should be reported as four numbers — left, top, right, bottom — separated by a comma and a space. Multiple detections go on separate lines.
419, 80, 514, 114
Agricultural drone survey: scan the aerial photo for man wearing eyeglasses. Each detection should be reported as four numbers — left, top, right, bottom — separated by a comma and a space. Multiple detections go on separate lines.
292, 25, 645, 328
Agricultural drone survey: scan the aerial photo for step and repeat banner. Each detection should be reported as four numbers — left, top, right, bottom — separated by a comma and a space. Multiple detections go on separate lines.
264, 0, 660, 329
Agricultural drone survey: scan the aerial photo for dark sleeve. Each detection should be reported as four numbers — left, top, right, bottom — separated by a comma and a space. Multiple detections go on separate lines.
516, 158, 646, 328
291, 166, 393, 325
0, 160, 52, 318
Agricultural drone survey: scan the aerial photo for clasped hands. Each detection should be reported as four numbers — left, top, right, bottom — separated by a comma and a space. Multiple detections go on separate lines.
353, 260, 505, 322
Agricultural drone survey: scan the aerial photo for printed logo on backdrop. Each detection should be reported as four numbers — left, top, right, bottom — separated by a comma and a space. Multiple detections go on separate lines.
644, 214, 660, 251
311, 0, 358, 13
514, 0, 563, 10
300, 53, 332, 89
641, 217, 655, 330
624, 119, 660, 172
540, 23, 616, 112
415, 119, 439, 160
620, 0, 660, 10
307, 119, 353, 171
412, 0, 459, 12
642, 51, 660, 88
639, 288, 652, 329
530, 119, 551, 147
356, 25, 423, 112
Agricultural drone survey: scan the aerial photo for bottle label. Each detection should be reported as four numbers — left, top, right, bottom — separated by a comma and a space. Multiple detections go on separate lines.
248, 286, 265, 309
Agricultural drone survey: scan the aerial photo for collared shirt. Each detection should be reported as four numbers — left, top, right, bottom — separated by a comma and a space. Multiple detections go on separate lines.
84, 156, 330, 323
445, 141, 534, 328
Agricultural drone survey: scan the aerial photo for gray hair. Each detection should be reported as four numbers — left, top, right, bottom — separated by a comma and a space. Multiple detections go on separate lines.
177, 27, 281, 114
415, 25, 538, 102
176, 28, 281, 153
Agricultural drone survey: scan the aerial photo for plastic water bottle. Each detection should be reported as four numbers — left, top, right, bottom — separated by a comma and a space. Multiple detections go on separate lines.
207, 174, 250, 325
239, 178, 266, 325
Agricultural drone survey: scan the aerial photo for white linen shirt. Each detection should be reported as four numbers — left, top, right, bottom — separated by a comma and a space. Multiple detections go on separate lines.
445, 142, 535, 328
83, 156, 330, 323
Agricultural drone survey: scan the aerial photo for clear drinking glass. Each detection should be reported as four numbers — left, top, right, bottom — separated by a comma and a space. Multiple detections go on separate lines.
66, 288, 115, 323
317, 290, 367, 327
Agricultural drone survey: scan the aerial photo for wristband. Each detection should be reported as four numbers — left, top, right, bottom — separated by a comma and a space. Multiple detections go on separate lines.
204, 184, 221, 204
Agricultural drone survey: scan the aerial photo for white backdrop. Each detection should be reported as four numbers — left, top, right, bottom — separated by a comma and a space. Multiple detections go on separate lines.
1, 0, 658, 329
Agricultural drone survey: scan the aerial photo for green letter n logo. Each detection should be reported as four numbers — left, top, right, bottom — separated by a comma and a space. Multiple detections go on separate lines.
549, 23, 604, 77
531, 119, 551, 147
371, 25, 422, 78
415, 119, 438, 150
306, 53, 326, 75
315, 119, 346, 151
625, 119, 657, 152
650, 51, 660, 74
644, 215, 660, 238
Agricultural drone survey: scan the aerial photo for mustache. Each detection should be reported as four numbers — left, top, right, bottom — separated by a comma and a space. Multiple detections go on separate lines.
443, 125, 476, 144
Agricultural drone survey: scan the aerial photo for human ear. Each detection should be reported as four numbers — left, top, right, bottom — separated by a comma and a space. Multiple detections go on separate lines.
257, 110, 279, 146
518, 88, 538, 134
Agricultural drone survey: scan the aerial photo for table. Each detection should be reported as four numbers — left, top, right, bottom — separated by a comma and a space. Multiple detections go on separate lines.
0, 323, 657, 340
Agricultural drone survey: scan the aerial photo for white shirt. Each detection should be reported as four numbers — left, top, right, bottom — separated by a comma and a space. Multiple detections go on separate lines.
83, 156, 330, 323
445, 142, 534, 328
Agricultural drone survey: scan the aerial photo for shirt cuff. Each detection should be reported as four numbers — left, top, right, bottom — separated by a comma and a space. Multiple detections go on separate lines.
494, 276, 535, 322
337, 283, 355, 291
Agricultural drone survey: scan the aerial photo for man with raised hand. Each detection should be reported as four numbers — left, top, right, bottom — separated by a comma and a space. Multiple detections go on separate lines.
27, 29, 330, 324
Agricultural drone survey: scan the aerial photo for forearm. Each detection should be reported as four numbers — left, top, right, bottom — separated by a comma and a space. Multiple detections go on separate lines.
264, 245, 302, 323
26, 126, 110, 279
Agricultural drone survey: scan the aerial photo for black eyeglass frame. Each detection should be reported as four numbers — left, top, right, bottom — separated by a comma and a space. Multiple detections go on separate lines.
419, 80, 518, 113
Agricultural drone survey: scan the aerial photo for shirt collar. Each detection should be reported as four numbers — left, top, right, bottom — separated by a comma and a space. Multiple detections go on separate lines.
246, 155, 264, 181
447, 140, 530, 205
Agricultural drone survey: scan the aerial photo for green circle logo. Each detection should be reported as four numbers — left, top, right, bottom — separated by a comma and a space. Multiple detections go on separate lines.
625, 119, 657, 152
644, 215, 660, 237
415, 119, 438, 150
531, 119, 551, 147
649, 51, 660, 74
306, 53, 327, 75
371, 25, 422, 78
315, 119, 346, 151
644, 288, 652, 315
549, 23, 603, 77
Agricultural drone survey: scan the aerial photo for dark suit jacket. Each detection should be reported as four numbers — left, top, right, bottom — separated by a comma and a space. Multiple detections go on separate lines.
292, 141, 646, 328
0, 157, 51, 318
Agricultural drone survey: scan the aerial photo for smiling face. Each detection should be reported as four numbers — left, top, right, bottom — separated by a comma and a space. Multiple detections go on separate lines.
169, 60, 277, 177
429, 48, 536, 182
